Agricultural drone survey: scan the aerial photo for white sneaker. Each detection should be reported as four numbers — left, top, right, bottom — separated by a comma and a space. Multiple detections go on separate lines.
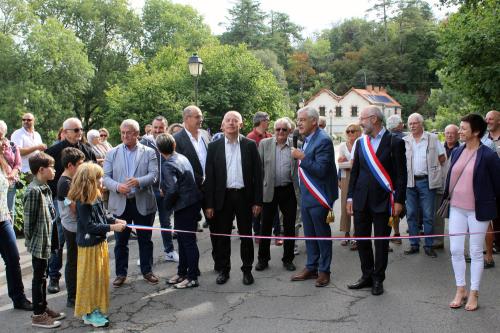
165, 251, 179, 262
136, 259, 140, 266
294, 245, 300, 255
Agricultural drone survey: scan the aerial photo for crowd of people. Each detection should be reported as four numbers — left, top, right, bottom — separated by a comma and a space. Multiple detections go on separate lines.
0, 107, 498, 328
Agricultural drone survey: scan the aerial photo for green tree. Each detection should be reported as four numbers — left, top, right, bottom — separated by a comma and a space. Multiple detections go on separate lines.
220, 0, 267, 48
264, 11, 302, 66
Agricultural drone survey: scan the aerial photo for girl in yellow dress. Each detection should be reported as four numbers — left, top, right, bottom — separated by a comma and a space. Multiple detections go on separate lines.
68, 163, 126, 327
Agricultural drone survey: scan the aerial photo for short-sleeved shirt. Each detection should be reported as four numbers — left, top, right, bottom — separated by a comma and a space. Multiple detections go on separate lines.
57, 176, 77, 233
10, 127, 44, 173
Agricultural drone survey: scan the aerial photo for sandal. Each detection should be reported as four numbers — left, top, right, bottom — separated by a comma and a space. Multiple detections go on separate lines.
350, 241, 358, 251
464, 291, 479, 311
167, 275, 186, 285
173, 279, 199, 289
484, 259, 495, 269
449, 290, 468, 309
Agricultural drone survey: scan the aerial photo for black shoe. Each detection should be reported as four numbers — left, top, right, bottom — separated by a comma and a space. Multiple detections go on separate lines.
283, 262, 296, 271
242, 272, 254, 285
66, 298, 75, 308
404, 247, 420, 255
255, 261, 268, 271
216, 272, 230, 285
388, 246, 393, 253
203, 221, 209, 228
47, 279, 60, 294
424, 248, 438, 258
484, 260, 495, 269
371, 281, 384, 295
172, 232, 177, 239
13, 298, 33, 311
347, 277, 373, 290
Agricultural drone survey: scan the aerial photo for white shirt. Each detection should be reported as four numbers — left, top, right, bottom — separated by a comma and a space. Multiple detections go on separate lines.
186, 129, 207, 177
225, 136, 244, 189
410, 134, 445, 176
10, 127, 44, 173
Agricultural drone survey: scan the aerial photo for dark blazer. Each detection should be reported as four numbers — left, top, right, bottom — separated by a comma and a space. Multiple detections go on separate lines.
348, 130, 407, 213
443, 144, 500, 221
299, 128, 338, 208
161, 153, 202, 212
204, 135, 263, 211
173, 129, 207, 189
76, 200, 115, 247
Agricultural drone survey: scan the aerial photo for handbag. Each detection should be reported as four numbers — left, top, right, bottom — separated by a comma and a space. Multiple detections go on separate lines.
437, 151, 476, 219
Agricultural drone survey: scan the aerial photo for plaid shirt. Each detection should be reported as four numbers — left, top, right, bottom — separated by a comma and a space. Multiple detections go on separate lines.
23, 178, 55, 259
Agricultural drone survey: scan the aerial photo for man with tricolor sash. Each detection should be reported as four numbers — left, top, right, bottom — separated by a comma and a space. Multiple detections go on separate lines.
290, 106, 338, 287
346, 106, 407, 296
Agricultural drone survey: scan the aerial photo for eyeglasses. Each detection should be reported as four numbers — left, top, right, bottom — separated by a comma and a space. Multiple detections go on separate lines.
275, 128, 288, 132
100, 134, 107, 138
22, 119, 33, 122
67, 128, 83, 133
346, 130, 358, 134
359, 115, 375, 121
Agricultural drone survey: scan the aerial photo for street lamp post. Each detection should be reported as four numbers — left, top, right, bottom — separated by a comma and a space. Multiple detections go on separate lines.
329, 109, 333, 137
188, 53, 203, 106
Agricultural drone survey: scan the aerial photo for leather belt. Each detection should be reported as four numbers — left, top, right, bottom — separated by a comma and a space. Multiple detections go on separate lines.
414, 175, 428, 181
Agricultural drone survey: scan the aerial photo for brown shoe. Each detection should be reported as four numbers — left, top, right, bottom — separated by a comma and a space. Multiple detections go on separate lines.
32, 312, 61, 328
315, 272, 330, 287
113, 276, 126, 288
291, 268, 318, 281
45, 307, 65, 320
143, 272, 159, 285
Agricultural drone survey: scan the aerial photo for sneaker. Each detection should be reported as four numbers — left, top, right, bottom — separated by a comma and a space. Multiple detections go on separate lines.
173, 279, 199, 289
13, 298, 33, 311
294, 245, 300, 255
46, 307, 66, 320
32, 312, 61, 328
165, 251, 179, 262
82, 312, 108, 328
93, 310, 110, 325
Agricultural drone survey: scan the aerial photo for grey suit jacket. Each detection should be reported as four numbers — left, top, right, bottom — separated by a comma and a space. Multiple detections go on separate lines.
103, 142, 158, 216
258, 137, 299, 203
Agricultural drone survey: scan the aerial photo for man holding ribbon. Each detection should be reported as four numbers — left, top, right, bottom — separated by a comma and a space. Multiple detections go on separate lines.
346, 106, 407, 296
290, 106, 337, 287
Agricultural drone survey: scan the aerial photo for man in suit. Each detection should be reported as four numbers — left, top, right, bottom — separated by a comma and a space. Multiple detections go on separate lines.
256, 118, 299, 272
290, 106, 338, 287
103, 119, 159, 287
204, 111, 263, 285
346, 106, 407, 296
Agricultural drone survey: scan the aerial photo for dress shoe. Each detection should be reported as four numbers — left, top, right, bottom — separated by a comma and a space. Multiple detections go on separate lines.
143, 272, 160, 285
315, 272, 330, 287
255, 261, 269, 271
291, 268, 318, 281
47, 279, 60, 294
432, 242, 445, 250
371, 281, 384, 295
242, 272, 254, 285
424, 248, 438, 258
113, 276, 126, 288
283, 262, 296, 271
216, 272, 230, 285
13, 298, 33, 311
404, 246, 419, 255
66, 298, 75, 308
347, 277, 373, 289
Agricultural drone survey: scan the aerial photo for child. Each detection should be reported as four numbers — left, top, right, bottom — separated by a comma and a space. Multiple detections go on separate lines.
24, 152, 65, 328
56, 147, 85, 308
68, 162, 126, 328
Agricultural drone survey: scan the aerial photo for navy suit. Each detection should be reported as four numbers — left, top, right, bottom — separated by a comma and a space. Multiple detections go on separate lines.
299, 128, 338, 273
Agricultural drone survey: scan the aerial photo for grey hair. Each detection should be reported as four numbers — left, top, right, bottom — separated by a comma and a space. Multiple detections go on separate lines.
297, 106, 319, 122
0, 120, 7, 135
386, 115, 403, 130
365, 106, 384, 123
86, 129, 100, 143
182, 105, 201, 120
156, 133, 175, 155
408, 113, 424, 124
62, 117, 82, 130
274, 117, 292, 130
152, 115, 168, 126
120, 119, 140, 132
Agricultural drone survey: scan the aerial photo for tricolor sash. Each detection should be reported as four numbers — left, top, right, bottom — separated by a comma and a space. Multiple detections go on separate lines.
359, 134, 395, 215
298, 160, 333, 210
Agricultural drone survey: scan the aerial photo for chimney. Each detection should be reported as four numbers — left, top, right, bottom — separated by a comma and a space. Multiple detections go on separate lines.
374, 86, 380, 93
366, 85, 373, 92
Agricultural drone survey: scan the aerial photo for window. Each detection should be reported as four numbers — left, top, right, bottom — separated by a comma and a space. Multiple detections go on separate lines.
319, 106, 326, 116
351, 106, 358, 117
335, 106, 342, 117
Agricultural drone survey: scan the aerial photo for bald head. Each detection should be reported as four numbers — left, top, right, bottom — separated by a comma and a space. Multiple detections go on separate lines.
222, 111, 243, 139
485, 110, 500, 133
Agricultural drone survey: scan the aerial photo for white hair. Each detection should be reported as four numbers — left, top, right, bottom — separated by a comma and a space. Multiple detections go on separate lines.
408, 113, 424, 124
274, 117, 292, 130
297, 106, 319, 122
120, 119, 140, 132
182, 105, 201, 120
86, 129, 100, 143
386, 115, 403, 130
0, 120, 7, 135
365, 106, 384, 123
62, 117, 82, 130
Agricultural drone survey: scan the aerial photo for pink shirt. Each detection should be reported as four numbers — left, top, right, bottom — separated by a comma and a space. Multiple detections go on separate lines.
450, 149, 477, 210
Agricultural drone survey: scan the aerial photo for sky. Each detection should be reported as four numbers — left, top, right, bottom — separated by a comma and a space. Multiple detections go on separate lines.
129, 0, 457, 36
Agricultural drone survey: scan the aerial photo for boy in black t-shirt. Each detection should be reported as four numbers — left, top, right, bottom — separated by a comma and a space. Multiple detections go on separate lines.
56, 148, 85, 308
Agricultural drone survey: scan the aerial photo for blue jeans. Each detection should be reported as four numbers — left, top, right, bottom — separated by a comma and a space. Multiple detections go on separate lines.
48, 200, 64, 280
406, 178, 436, 249
7, 186, 16, 222
155, 189, 174, 253
302, 205, 332, 273
114, 199, 155, 276
0, 220, 27, 304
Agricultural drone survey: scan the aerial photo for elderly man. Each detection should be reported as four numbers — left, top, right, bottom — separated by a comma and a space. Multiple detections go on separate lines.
444, 124, 460, 158
10, 113, 46, 178
256, 118, 299, 272
290, 106, 338, 287
140, 116, 179, 263
204, 111, 262, 286
403, 113, 446, 258
318, 116, 327, 130
386, 114, 404, 139
346, 106, 406, 295
104, 119, 159, 287
45, 117, 97, 293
